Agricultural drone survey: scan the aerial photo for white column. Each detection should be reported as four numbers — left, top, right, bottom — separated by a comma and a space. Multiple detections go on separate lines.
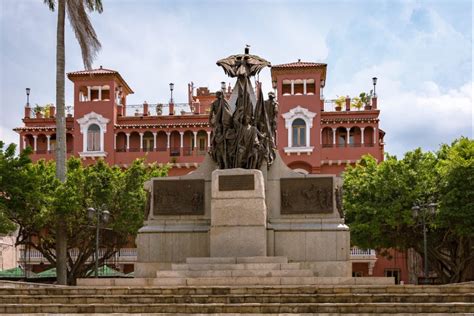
346, 127, 351, 145
166, 132, 171, 148
179, 132, 184, 148
22, 136, 26, 150
290, 80, 294, 95
361, 127, 365, 145
332, 128, 337, 145
98, 86, 102, 101
152, 132, 157, 150
207, 131, 211, 148
46, 135, 51, 152
125, 133, 130, 151
303, 79, 307, 95
87, 86, 91, 101
33, 135, 37, 152
114, 134, 116, 150
139, 132, 144, 150
373, 127, 377, 144
193, 131, 197, 148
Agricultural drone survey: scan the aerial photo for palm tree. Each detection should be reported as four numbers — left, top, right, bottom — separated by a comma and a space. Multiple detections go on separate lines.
43, 0, 103, 285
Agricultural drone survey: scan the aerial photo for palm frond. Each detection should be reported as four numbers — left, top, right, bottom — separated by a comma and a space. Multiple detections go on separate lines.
84, 0, 103, 13
66, 0, 102, 70
44, 0, 55, 11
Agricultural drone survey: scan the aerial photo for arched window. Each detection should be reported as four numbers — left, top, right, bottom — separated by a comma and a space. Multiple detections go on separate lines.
292, 119, 306, 147
87, 124, 101, 151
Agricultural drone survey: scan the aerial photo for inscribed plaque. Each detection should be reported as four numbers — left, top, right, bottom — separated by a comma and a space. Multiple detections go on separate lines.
153, 179, 204, 215
280, 177, 333, 214
219, 175, 255, 191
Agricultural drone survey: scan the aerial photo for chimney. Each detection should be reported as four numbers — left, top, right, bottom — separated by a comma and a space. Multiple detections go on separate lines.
143, 101, 148, 116
345, 96, 351, 111
245, 45, 250, 54
49, 106, 55, 118
372, 96, 377, 110
24, 106, 31, 119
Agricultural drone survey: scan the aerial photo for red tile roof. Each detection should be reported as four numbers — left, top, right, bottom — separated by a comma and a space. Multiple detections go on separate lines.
67, 66, 134, 94
67, 67, 118, 76
272, 60, 327, 69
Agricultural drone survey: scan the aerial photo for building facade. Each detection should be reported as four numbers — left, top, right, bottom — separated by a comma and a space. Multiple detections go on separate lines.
14, 61, 412, 282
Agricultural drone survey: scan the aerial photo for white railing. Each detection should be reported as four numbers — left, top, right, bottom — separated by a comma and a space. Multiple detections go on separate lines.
19, 248, 137, 262
350, 247, 376, 256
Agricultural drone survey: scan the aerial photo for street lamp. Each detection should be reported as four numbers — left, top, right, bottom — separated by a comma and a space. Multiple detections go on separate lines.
372, 77, 378, 97
169, 82, 174, 103
26, 88, 31, 107
412, 202, 437, 283
87, 206, 110, 278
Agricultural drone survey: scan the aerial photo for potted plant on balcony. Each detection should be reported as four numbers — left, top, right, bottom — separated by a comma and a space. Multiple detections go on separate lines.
351, 97, 363, 110
334, 96, 345, 111
360, 92, 371, 110
34, 104, 44, 118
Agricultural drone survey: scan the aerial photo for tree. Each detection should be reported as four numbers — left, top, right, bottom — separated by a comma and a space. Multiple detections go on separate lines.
0, 141, 31, 235
343, 137, 474, 283
0, 142, 169, 284
43, 0, 103, 285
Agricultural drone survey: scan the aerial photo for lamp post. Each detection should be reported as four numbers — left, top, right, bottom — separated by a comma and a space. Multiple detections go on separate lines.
372, 77, 378, 97
169, 82, 174, 103
26, 88, 31, 107
87, 206, 110, 278
412, 202, 437, 283
220, 81, 226, 93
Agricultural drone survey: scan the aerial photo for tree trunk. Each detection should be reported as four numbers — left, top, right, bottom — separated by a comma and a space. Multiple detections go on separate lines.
55, 0, 68, 286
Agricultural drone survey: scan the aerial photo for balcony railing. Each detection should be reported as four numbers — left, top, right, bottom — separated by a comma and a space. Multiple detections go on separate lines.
322, 143, 375, 148
350, 247, 376, 257
124, 103, 195, 117
19, 248, 137, 263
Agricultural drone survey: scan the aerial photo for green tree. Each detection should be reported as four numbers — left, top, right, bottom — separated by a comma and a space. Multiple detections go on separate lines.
343, 138, 474, 283
44, 0, 103, 285
0, 142, 168, 284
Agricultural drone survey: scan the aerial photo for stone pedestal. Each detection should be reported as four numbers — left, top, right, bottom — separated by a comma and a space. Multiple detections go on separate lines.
210, 169, 267, 257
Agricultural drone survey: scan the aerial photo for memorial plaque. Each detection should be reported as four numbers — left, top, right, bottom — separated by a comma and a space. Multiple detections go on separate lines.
280, 177, 333, 214
153, 179, 204, 215
219, 174, 255, 191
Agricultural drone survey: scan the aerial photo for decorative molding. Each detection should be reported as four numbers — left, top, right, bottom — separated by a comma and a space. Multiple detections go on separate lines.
77, 112, 110, 153
282, 106, 316, 150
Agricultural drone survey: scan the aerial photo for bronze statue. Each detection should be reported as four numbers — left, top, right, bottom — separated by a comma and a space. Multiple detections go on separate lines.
209, 47, 276, 170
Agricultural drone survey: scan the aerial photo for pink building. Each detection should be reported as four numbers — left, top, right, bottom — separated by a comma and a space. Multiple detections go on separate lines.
14, 61, 412, 282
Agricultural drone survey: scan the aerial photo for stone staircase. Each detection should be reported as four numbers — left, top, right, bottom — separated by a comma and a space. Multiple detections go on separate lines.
0, 283, 473, 314
79, 257, 393, 287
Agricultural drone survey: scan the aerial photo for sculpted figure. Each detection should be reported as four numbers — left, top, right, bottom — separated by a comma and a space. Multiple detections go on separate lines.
210, 47, 275, 170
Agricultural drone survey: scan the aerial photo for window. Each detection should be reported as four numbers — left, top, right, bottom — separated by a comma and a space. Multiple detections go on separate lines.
292, 119, 306, 147
385, 269, 401, 284
87, 124, 100, 151
282, 80, 291, 95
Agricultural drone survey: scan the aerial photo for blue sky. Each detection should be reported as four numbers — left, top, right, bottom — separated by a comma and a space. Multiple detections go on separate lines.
0, 0, 472, 157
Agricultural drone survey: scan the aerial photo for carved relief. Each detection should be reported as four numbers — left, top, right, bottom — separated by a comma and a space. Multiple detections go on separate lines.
153, 179, 204, 215
280, 177, 334, 214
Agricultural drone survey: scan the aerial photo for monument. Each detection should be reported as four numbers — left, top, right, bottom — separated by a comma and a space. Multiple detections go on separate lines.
135, 48, 352, 280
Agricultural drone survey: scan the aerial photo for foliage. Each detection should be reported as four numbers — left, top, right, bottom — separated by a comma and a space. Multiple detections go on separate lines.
359, 92, 371, 107
343, 137, 474, 283
0, 142, 169, 284
335, 96, 346, 108
350, 97, 363, 109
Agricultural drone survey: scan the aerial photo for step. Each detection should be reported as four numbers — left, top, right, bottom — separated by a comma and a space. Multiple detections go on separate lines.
156, 269, 314, 278
172, 262, 301, 271
0, 293, 473, 304
185, 256, 288, 264
1, 302, 473, 314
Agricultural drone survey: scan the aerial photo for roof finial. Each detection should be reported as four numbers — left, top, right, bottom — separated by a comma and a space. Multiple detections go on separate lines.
245, 44, 250, 54
298, 59, 301, 62
99, 65, 103, 69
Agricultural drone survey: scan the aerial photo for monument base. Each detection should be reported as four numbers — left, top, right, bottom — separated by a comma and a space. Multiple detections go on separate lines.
210, 169, 267, 257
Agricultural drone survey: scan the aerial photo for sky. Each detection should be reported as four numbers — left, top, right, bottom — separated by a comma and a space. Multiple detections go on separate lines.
0, 0, 472, 157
